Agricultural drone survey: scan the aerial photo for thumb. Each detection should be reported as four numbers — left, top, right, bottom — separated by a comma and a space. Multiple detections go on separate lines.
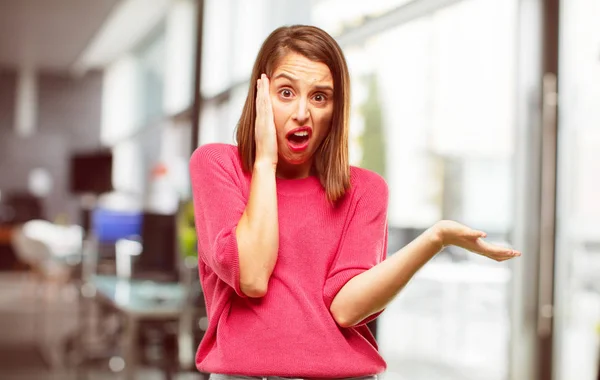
469, 229, 487, 239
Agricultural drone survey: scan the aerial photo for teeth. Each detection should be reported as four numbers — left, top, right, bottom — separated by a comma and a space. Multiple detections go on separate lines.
293, 131, 308, 137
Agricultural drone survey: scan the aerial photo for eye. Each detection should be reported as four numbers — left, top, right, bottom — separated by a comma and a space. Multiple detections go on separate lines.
279, 89, 294, 98
313, 93, 327, 103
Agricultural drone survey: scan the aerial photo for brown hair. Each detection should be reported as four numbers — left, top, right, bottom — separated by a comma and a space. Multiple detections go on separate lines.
236, 25, 351, 203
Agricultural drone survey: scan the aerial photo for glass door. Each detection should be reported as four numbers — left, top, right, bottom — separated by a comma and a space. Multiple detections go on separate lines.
554, 0, 600, 379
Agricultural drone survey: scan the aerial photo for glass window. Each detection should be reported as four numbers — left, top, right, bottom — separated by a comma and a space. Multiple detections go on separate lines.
199, 82, 248, 146
311, 0, 417, 36
136, 24, 166, 126
231, 0, 270, 83
326, 0, 518, 378
163, 0, 198, 115
200, 0, 234, 97
101, 55, 143, 146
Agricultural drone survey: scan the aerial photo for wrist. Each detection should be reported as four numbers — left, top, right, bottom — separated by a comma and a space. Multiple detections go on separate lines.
428, 222, 445, 251
253, 158, 277, 173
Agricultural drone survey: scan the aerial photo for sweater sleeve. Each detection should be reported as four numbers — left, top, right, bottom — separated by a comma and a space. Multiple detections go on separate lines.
189, 144, 247, 298
323, 172, 389, 326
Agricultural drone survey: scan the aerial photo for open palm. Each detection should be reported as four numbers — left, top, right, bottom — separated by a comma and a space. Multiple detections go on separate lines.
435, 220, 521, 262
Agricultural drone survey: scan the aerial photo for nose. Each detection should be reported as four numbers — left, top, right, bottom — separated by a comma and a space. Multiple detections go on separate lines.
293, 98, 310, 124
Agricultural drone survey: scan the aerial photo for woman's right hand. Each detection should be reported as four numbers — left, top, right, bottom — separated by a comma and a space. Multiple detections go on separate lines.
254, 74, 278, 168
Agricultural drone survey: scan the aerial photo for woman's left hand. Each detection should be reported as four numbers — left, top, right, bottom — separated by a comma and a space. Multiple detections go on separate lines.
432, 220, 521, 262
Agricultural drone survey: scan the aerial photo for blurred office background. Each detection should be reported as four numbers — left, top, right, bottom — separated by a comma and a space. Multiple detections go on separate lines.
0, 0, 598, 379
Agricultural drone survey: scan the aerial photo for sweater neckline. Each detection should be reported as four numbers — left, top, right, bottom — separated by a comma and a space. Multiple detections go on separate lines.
275, 175, 323, 195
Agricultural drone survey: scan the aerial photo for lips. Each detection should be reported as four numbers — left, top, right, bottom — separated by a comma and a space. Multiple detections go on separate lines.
286, 126, 313, 139
285, 126, 312, 153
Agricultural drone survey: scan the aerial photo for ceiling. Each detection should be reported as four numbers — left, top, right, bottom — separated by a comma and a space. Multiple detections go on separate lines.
0, 0, 120, 71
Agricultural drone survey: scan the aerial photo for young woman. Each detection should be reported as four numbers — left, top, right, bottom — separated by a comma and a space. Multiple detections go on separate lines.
189, 25, 520, 380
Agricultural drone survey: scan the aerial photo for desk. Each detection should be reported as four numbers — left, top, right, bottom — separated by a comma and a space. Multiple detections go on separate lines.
92, 275, 185, 317
89, 275, 186, 380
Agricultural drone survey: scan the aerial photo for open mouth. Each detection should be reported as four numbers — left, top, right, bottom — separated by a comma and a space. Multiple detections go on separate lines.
286, 127, 312, 152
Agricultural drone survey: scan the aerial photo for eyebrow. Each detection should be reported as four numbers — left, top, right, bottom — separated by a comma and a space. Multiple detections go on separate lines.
273, 72, 334, 93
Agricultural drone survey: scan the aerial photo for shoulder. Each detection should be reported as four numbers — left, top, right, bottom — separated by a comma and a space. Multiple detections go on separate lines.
341, 167, 388, 221
345, 167, 389, 212
349, 166, 388, 198
190, 143, 241, 172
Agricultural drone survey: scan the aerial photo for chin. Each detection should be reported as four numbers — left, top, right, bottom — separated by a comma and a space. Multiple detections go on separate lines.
282, 156, 308, 165
280, 149, 313, 165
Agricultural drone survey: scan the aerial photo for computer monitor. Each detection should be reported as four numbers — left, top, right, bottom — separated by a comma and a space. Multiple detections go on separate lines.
133, 212, 179, 282
69, 151, 113, 195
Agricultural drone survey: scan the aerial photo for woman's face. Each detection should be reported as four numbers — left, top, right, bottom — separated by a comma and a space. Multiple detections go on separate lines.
269, 52, 334, 179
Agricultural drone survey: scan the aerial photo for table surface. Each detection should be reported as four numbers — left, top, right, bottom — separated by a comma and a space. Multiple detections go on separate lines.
91, 275, 186, 318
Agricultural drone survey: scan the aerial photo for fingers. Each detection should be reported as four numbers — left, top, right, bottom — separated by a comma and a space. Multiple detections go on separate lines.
488, 245, 522, 262
496, 250, 520, 262
440, 220, 521, 262
261, 74, 270, 96
472, 239, 521, 262
254, 74, 277, 162
257, 74, 270, 97
256, 74, 272, 116
256, 77, 263, 111
261, 74, 273, 113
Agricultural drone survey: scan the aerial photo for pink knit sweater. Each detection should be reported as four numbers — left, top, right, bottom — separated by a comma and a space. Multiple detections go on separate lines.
189, 143, 388, 378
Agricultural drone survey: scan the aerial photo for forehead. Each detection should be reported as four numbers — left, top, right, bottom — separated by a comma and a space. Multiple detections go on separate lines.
272, 52, 333, 84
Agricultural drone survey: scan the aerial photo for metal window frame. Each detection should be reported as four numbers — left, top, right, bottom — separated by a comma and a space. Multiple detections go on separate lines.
335, 0, 466, 47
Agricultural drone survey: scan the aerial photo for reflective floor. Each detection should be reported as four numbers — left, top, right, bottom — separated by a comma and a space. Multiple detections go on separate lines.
1, 270, 598, 380
0, 273, 203, 380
